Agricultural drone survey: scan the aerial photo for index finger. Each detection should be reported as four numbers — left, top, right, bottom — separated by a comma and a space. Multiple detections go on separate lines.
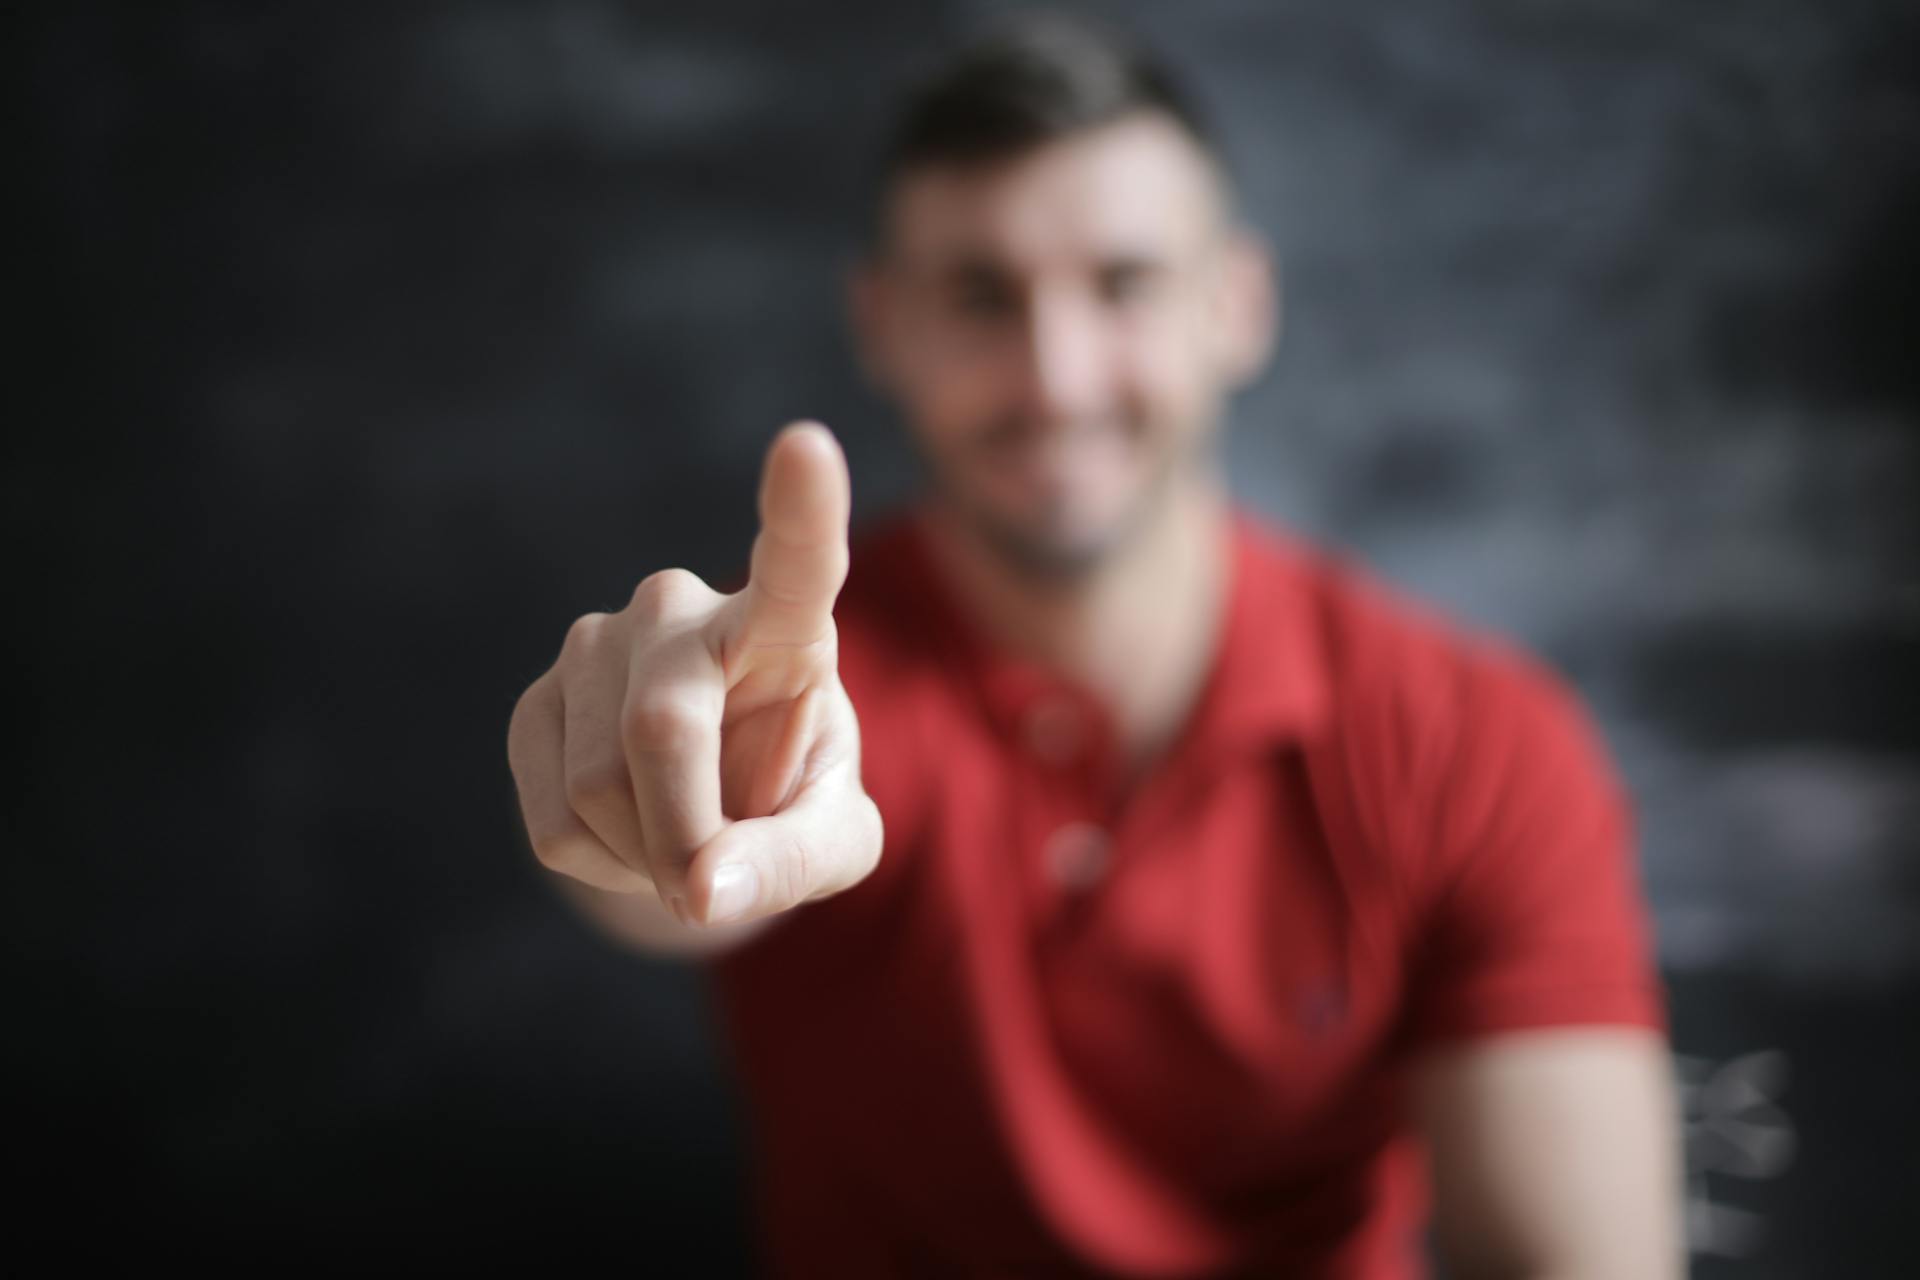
736, 421, 851, 648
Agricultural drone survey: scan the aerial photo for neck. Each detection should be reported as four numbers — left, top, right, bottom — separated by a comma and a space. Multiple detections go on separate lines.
914, 470, 1234, 781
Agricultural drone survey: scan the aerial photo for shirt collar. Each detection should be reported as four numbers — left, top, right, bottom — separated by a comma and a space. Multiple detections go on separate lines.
881, 502, 1332, 766
1188, 506, 1334, 754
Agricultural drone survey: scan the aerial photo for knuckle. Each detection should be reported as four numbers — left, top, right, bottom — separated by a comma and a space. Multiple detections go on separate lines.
630, 568, 706, 621
506, 686, 539, 759
622, 689, 709, 752
561, 611, 610, 658
773, 829, 813, 907
562, 758, 630, 814
509, 678, 537, 723
752, 562, 810, 607
801, 618, 841, 658
528, 828, 581, 874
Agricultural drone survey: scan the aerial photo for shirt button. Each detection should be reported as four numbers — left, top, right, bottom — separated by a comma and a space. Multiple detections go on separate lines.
1023, 693, 1084, 765
1042, 821, 1111, 891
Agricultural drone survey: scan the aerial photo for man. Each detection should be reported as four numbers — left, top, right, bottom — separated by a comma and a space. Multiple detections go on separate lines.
506, 13, 1683, 1278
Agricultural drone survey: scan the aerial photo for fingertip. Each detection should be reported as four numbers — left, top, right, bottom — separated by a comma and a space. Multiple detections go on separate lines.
757, 421, 851, 553
781, 418, 837, 451
771, 421, 849, 490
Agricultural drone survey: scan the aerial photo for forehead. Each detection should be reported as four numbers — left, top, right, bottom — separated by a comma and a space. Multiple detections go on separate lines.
881, 113, 1226, 273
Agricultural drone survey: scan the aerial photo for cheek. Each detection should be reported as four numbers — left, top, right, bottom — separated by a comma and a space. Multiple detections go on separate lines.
1120, 310, 1219, 429
902, 319, 1021, 422
895, 337, 1006, 454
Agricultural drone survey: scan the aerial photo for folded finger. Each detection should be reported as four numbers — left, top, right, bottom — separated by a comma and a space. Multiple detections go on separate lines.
681, 762, 883, 925
624, 629, 729, 909
555, 613, 652, 872
508, 675, 653, 893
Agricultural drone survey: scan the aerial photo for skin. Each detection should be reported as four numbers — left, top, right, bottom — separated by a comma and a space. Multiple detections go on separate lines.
849, 113, 1272, 786
505, 109, 1684, 1278
507, 421, 880, 952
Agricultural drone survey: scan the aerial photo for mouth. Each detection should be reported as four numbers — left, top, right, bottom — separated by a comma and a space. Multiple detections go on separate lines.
981, 424, 1135, 498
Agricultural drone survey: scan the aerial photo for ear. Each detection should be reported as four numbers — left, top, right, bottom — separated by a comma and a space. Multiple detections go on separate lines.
844, 254, 896, 394
1214, 228, 1279, 390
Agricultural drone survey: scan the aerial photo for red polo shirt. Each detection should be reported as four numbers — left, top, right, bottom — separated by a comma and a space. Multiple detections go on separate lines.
709, 503, 1665, 1278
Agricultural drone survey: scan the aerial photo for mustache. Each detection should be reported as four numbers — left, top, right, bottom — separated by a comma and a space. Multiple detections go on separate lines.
973, 415, 1139, 451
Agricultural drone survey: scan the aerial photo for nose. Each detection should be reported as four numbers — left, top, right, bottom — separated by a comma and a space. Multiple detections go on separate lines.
1017, 288, 1111, 426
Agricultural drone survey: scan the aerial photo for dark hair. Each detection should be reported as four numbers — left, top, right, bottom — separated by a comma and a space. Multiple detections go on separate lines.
866, 10, 1234, 248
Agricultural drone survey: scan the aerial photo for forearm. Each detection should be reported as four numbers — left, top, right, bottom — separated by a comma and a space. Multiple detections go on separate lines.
549, 870, 778, 959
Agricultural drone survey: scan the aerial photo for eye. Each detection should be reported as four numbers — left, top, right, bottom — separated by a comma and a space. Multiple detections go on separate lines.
953, 280, 1018, 319
1098, 262, 1159, 305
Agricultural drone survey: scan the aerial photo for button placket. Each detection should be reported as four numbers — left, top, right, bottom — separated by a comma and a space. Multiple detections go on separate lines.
1041, 820, 1112, 892
1005, 682, 1125, 922
1022, 690, 1085, 767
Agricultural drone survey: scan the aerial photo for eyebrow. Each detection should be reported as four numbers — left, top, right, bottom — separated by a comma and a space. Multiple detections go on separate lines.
919, 255, 1018, 291
925, 249, 1173, 285
1096, 254, 1167, 279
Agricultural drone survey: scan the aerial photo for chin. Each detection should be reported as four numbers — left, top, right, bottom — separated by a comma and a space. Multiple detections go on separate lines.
921, 424, 1201, 579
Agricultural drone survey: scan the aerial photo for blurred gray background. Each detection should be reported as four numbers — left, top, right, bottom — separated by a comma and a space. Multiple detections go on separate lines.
15, 2, 1917, 1274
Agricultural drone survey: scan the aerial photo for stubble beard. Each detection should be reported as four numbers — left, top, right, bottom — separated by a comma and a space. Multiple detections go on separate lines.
925, 421, 1216, 586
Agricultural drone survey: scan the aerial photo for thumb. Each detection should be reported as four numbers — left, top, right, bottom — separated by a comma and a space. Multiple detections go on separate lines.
681, 761, 883, 926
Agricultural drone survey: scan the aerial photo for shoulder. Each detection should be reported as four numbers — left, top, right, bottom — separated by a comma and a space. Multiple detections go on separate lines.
1288, 525, 1597, 753
1258, 518, 1624, 868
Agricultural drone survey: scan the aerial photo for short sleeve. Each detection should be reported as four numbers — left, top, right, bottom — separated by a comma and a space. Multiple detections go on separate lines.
1401, 644, 1668, 1051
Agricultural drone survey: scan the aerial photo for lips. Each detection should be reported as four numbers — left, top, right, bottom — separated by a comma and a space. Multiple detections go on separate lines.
988, 424, 1126, 470
979, 426, 1137, 519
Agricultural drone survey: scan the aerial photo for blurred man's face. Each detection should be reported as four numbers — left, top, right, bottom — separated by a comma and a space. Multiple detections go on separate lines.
850, 111, 1275, 578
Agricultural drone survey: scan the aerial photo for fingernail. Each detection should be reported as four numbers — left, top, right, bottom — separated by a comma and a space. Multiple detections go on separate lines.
707, 863, 758, 923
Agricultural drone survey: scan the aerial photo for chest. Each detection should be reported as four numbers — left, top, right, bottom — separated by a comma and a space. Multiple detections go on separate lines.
897, 730, 1420, 1164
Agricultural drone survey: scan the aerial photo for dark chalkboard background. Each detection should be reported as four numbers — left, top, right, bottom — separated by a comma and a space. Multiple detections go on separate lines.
15, 3, 1917, 1274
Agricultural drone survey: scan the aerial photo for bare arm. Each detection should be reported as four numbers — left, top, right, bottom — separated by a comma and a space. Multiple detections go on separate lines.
1412, 1026, 1686, 1280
